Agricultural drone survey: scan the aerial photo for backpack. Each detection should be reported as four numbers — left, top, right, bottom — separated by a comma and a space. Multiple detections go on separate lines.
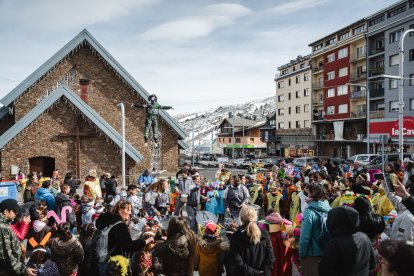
91, 221, 123, 263
308, 206, 330, 251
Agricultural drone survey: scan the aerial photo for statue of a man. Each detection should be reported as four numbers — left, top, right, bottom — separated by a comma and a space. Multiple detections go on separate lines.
133, 94, 172, 146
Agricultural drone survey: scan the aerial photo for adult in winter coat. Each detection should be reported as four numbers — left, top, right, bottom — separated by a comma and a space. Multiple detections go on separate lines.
55, 183, 76, 228
34, 180, 56, 210
224, 175, 250, 219
353, 196, 385, 241
319, 206, 376, 276
299, 183, 331, 276
152, 216, 197, 276
49, 222, 84, 275
104, 174, 117, 198
225, 205, 275, 276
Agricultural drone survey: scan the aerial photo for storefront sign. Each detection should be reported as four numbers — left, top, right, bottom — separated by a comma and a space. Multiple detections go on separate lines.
370, 116, 414, 137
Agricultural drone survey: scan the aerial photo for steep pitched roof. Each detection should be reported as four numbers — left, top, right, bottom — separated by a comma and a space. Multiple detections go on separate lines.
0, 29, 186, 139
0, 85, 144, 163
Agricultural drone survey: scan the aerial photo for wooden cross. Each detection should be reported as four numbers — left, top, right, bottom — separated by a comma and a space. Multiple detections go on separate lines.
58, 126, 95, 180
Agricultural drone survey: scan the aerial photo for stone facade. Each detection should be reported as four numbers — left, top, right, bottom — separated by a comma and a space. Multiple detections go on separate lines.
1, 42, 180, 181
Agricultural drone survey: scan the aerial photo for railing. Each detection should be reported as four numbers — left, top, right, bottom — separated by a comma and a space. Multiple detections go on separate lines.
350, 72, 367, 82
312, 66, 324, 73
370, 67, 384, 76
369, 110, 385, 119
350, 90, 367, 100
369, 47, 385, 55
350, 111, 367, 118
350, 52, 367, 62
369, 88, 384, 98
313, 114, 324, 121
312, 81, 324, 89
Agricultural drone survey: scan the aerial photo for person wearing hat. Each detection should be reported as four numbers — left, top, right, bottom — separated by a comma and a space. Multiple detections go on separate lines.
127, 184, 142, 218
266, 183, 282, 214
196, 222, 229, 276
0, 199, 37, 276
105, 173, 117, 198
138, 169, 154, 189
84, 169, 102, 201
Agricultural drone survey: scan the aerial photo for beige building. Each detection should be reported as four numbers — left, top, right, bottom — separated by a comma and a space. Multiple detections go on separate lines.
275, 55, 314, 157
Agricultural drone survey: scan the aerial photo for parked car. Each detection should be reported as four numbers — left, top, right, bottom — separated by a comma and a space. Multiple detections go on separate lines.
255, 159, 266, 168
366, 153, 413, 170
349, 154, 379, 165
331, 158, 353, 166
292, 156, 328, 168
245, 154, 256, 160
233, 158, 252, 168
264, 157, 285, 169
216, 156, 230, 163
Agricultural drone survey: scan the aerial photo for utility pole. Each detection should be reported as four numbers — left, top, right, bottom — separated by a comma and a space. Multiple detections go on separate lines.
117, 103, 126, 188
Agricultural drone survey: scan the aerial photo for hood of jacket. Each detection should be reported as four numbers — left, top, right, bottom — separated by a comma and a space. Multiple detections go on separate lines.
50, 236, 79, 258
55, 193, 70, 205
36, 188, 52, 198
236, 225, 268, 246
166, 234, 190, 259
95, 212, 123, 230
328, 206, 359, 236
308, 199, 331, 213
197, 237, 223, 254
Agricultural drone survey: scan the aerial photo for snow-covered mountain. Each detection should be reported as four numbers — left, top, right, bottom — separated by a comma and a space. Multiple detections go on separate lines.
174, 96, 276, 149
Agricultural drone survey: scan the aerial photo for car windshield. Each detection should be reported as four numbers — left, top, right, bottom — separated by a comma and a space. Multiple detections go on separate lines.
356, 155, 369, 161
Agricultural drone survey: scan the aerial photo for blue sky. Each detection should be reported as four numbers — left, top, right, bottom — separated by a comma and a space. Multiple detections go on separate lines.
0, 0, 394, 114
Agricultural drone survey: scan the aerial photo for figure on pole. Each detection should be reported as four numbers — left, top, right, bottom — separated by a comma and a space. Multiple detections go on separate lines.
132, 94, 172, 147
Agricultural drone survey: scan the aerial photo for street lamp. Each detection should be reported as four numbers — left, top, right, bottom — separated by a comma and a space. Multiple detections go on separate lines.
346, 83, 369, 153
117, 103, 126, 188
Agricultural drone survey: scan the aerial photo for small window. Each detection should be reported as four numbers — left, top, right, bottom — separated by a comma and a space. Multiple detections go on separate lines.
390, 79, 398, 89
314, 44, 323, 51
327, 106, 335, 115
288, 93, 291, 100
278, 81, 284, 89
338, 48, 348, 59
325, 37, 336, 46
352, 25, 365, 35
288, 121, 291, 129
338, 67, 348, 77
410, 24, 414, 37
327, 53, 335, 63
338, 104, 348, 114
304, 73, 309, 81
278, 122, 284, 129
369, 15, 384, 26
410, 99, 414, 110
387, 3, 406, 18
288, 79, 291, 86
390, 29, 404, 43
278, 108, 284, 116
338, 32, 350, 41
409, 49, 414, 61
390, 101, 399, 112
296, 105, 301, 113
304, 88, 310, 97
296, 91, 301, 98
296, 76, 300, 84
293, 66, 296, 72
304, 120, 310, 128
235, 138, 241, 143
278, 95, 285, 102
410, 74, 414, 86
304, 104, 310, 113
250, 138, 254, 143
288, 107, 291, 114
296, 121, 300, 128
300, 63, 305, 69
337, 85, 348, 95
327, 71, 335, 80
327, 88, 335, 98
390, 54, 399, 66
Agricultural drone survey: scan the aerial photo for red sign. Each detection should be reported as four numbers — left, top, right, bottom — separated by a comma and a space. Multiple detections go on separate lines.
370, 116, 414, 137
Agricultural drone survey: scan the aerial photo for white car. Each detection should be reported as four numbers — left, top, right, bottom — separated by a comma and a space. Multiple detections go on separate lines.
349, 154, 379, 165
216, 156, 230, 163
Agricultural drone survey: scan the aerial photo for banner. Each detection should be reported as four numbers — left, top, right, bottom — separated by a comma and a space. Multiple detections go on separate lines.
370, 116, 414, 137
334, 121, 344, 141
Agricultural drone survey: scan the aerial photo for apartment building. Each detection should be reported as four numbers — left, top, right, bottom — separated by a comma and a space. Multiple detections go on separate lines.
309, 19, 368, 158
366, 0, 414, 153
274, 55, 314, 157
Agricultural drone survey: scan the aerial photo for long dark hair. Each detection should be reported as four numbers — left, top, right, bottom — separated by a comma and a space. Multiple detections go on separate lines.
354, 196, 374, 219
57, 222, 72, 242
166, 217, 196, 274
308, 183, 327, 201
31, 245, 49, 265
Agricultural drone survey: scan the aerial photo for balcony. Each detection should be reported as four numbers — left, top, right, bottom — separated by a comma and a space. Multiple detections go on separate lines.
369, 67, 384, 77
369, 47, 385, 56
350, 90, 367, 100
313, 114, 324, 121
369, 88, 384, 98
350, 72, 367, 82
312, 66, 324, 74
312, 81, 324, 90
350, 52, 366, 62
312, 100, 324, 107
350, 111, 367, 118
369, 110, 385, 119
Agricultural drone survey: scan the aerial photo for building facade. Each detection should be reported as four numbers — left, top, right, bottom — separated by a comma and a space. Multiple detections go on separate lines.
274, 55, 314, 157
309, 19, 368, 158
366, 0, 414, 153
259, 112, 278, 156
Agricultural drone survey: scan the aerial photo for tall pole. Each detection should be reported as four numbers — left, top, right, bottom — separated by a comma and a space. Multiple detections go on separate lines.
232, 124, 235, 160
398, 29, 414, 161
366, 84, 370, 154
191, 115, 196, 167
117, 103, 126, 188
242, 125, 245, 158
211, 131, 213, 155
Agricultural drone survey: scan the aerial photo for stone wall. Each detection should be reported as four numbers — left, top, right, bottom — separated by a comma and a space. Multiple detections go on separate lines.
4, 43, 180, 178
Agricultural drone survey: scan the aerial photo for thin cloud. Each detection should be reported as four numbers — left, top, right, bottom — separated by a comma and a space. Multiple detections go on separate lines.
142, 3, 252, 41
266, 0, 329, 15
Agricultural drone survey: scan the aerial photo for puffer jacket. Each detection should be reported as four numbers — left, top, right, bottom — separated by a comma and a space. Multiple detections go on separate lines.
49, 236, 84, 275
27, 259, 59, 276
152, 234, 196, 276
319, 206, 376, 276
196, 237, 229, 276
225, 226, 275, 276
299, 199, 331, 258
34, 188, 56, 210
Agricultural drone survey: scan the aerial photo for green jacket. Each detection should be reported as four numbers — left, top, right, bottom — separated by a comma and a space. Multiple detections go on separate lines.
0, 214, 26, 276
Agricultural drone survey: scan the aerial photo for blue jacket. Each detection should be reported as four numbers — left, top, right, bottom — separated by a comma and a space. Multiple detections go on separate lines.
299, 200, 331, 258
138, 174, 154, 187
35, 188, 56, 211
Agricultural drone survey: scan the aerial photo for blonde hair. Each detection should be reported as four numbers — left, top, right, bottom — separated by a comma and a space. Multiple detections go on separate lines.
240, 205, 261, 245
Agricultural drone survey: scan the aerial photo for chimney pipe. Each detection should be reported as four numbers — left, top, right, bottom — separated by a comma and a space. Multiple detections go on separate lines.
79, 79, 90, 103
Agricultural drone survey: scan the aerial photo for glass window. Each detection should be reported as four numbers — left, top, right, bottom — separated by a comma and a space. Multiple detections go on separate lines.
325, 37, 336, 46
296, 121, 300, 128
304, 73, 309, 81
278, 122, 284, 129
296, 91, 301, 98
327, 88, 335, 97
389, 29, 404, 43
304, 120, 310, 128
278, 95, 284, 102
390, 54, 399, 66
296, 105, 301, 113
314, 44, 323, 51
278, 81, 284, 89
278, 108, 284, 116
338, 48, 348, 59
387, 4, 406, 18
304, 104, 310, 113
337, 85, 348, 95
352, 25, 365, 35
338, 104, 348, 114
327, 106, 335, 115
410, 74, 414, 86
339, 32, 350, 41
410, 24, 414, 37
338, 67, 348, 77
410, 99, 414, 110
369, 15, 384, 26
390, 101, 399, 112
327, 71, 335, 80
327, 53, 335, 63
390, 79, 398, 89
296, 76, 300, 84
409, 49, 414, 61
304, 88, 310, 97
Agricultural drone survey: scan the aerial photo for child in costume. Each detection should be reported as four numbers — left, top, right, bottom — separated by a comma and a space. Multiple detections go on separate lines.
106, 255, 131, 276
216, 182, 226, 221
266, 183, 283, 214
126, 184, 142, 217
27, 232, 60, 276
170, 187, 180, 214
80, 195, 95, 226
205, 182, 219, 216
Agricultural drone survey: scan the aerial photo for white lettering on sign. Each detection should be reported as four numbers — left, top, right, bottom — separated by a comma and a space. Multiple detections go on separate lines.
391, 127, 414, 136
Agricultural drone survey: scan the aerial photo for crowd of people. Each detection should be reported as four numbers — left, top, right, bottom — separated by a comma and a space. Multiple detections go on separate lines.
1, 157, 414, 276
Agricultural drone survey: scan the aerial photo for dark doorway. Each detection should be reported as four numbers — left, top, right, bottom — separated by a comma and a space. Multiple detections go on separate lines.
29, 156, 55, 178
